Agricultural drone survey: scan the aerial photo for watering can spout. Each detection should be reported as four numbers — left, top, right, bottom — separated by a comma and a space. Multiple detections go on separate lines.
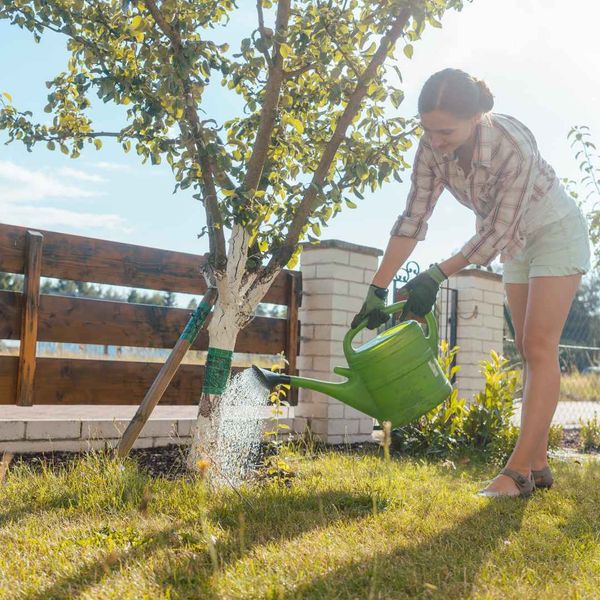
251, 366, 375, 416
251, 365, 291, 389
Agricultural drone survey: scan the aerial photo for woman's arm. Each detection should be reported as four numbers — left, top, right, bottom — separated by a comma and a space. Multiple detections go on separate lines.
371, 237, 471, 289
438, 251, 470, 277
371, 236, 419, 288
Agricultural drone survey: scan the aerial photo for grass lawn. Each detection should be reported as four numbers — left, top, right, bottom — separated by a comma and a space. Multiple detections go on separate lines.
1, 446, 599, 599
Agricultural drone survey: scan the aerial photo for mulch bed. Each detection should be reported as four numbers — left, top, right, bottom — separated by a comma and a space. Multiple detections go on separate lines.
3, 430, 598, 479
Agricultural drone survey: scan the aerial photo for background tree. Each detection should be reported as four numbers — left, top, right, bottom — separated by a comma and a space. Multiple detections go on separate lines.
568, 125, 600, 267
0, 0, 469, 472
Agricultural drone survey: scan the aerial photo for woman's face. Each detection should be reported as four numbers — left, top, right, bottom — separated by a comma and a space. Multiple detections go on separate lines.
420, 110, 481, 155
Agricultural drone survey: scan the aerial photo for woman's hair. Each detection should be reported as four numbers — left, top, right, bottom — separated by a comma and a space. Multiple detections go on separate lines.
418, 68, 494, 118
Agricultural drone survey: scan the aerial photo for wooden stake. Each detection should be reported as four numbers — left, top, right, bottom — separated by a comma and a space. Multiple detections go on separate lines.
16, 231, 43, 407
116, 287, 218, 457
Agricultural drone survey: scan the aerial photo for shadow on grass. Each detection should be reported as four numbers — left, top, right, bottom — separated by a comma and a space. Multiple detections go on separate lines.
14, 456, 600, 599
281, 497, 528, 599
282, 462, 600, 599
22, 487, 377, 600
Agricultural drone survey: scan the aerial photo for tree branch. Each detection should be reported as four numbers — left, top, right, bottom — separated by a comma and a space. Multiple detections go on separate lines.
284, 64, 316, 81
267, 7, 412, 271
145, 0, 227, 270
241, 0, 291, 195
256, 0, 274, 69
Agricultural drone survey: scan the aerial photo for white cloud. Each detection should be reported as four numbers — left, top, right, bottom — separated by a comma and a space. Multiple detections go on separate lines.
0, 204, 131, 233
0, 160, 102, 202
0, 160, 131, 234
91, 160, 133, 172
58, 167, 107, 184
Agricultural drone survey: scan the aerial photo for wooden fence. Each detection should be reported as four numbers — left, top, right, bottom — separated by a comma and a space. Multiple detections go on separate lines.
0, 224, 301, 406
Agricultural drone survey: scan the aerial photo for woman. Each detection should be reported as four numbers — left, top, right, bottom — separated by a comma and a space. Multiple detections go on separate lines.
352, 68, 591, 498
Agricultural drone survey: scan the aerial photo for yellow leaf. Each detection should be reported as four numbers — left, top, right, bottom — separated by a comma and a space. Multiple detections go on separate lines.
93, 138, 102, 150
131, 15, 143, 31
285, 116, 304, 134
258, 240, 268, 252
279, 43, 292, 59
403, 44, 414, 59
2, 91, 12, 103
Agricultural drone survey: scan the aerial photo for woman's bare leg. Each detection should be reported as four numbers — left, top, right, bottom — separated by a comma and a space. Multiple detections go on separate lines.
481, 274, 581, 495
505, 283, 549, 470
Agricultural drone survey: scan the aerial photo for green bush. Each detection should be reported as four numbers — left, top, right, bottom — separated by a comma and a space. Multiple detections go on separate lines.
462, 350, 520, 452
579, 415, 600, 452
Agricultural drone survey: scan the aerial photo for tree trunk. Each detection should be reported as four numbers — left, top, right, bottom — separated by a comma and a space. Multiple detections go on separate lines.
187, 224, 281, 481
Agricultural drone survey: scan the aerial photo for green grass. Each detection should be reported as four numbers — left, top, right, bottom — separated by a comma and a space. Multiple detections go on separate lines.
1, 447, 600, 599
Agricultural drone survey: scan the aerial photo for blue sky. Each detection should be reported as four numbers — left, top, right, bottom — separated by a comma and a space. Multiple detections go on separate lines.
1, 0, 599, 274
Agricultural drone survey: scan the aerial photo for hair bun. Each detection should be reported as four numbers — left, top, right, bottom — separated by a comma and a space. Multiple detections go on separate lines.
475, 78, 494, 112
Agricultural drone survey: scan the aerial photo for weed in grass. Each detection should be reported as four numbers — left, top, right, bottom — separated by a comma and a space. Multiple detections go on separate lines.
579, 414, 600, 451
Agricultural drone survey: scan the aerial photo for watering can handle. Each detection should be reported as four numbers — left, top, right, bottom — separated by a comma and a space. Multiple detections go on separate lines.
343, 300, 438, 358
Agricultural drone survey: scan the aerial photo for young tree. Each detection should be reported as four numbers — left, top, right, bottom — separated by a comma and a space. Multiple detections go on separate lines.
0, 0, 469, 472
568, 125, 600, 267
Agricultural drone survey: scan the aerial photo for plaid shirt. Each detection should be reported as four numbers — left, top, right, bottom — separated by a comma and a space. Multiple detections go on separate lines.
391, 113, 561, 265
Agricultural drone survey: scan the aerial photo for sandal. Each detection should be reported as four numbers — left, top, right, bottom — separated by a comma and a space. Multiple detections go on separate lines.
477, 467, 535, 498
532, 466, 553, 489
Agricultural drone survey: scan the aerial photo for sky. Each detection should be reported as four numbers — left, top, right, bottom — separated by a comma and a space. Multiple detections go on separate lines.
1, 0, 599, 276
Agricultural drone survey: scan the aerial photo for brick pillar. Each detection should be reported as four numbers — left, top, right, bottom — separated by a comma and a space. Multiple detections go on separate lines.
294, 240, 382, 444
445, 268, 505, 401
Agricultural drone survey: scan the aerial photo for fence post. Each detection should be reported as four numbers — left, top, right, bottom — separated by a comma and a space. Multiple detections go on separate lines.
294, 240, 382, 444
16, 231, 43, 406
445, 267, 504, 401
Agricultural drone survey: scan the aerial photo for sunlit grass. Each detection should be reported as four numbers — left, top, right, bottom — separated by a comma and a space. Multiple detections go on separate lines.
561, 372, 600, 402
1, 447, 599, 599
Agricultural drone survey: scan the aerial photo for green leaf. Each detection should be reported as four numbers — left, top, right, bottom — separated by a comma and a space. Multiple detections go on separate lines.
403, 44, 414, 59
46, 141, 55, 151
346, 200, 357, 209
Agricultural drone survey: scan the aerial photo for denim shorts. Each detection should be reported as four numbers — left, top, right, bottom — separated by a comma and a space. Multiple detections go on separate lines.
502, 206, 591, 284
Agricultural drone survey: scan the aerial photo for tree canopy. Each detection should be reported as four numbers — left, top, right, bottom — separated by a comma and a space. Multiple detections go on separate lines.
0, 0, 468, 283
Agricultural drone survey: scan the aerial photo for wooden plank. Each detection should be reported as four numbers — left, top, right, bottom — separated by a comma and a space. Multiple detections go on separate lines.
0, 357, 18, 404
0, 356, 245, 405
0, 291, 287, 354
16, 231, 43, 406
0, 223, 290, 303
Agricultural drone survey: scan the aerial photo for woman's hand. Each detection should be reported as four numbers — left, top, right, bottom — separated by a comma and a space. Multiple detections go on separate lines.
351, 285, 390, 330
399, 264, 447, 319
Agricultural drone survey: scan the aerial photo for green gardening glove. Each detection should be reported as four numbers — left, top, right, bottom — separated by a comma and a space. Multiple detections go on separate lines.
399, 264, 447, 320
351, 284, 390, 330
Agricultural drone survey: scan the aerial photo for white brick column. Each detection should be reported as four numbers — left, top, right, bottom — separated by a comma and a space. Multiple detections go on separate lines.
445, 267, 505, 401
294, 240, 382, 444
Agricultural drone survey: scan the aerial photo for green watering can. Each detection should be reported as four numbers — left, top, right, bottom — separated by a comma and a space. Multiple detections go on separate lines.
252, 300, 452, 427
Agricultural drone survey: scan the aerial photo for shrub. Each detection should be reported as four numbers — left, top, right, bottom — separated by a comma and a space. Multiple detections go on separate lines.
391, 344, 521, 460
579, 415, 600, 452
